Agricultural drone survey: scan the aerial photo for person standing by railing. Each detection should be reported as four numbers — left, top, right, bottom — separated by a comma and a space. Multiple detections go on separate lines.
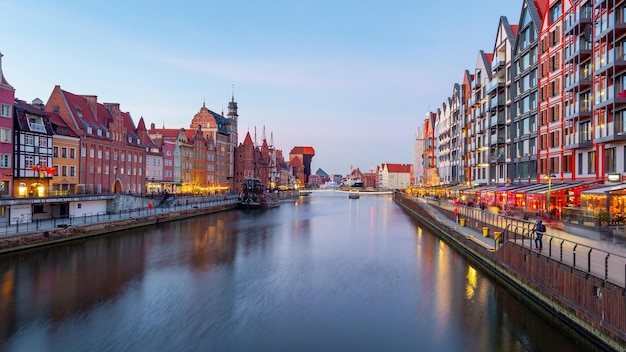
533, 220, 546, 251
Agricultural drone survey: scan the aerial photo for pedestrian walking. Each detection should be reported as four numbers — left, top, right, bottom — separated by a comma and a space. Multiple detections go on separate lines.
534, 220, 546, 250
454, 206, 459, 223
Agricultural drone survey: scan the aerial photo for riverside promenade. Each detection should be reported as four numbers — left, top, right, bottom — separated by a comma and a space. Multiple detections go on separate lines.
0, 194, 241, 254
394, 192, 626, 351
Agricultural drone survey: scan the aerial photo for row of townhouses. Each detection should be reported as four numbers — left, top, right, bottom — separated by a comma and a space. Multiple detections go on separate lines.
416, 0, 626, 218
0, 51, 309, 225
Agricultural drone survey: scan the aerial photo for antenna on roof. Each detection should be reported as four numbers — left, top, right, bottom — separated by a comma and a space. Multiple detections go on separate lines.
162, 121, 165, 128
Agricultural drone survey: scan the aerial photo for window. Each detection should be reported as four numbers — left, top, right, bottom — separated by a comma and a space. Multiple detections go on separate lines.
24, 155, 34, 168
578, 153, 583, 175
61, 147, 67, 158
70, 148, 76, 159
89, 149, 94, 158
105, 150, 110, 160
114, 151, 118, 161
0, 128, 10, 143
53, 146, 59, 157
550, 2, 562, 24
0, 154, 9, 168
0, 104, 11, 118
61, 166, 67, 177
588, 151, 596, 174
98, 150, 102, 159
70, 166, 76, 177
81, 148, 86, 157
606, 147, 616, 173
24, 135, 34, 145
89, 163, 94, 174
121, 153, 125, 162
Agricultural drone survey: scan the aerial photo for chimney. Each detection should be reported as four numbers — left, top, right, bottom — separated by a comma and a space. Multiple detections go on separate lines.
151, 123, 155, 130
82, 95, 98, 119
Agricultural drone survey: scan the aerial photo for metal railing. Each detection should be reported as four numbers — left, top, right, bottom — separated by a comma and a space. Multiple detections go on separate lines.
0, 195, 240, 239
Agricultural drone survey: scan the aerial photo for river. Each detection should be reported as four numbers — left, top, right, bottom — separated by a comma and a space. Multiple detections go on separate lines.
0, 192, 600, 351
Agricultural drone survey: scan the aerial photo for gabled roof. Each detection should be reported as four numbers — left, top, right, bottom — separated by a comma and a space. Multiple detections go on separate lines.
384, 163, 412, 173
0, 52, 14, 90
13, 99, 53, 134
48, 111, 80, 137
242, 131, 253, 145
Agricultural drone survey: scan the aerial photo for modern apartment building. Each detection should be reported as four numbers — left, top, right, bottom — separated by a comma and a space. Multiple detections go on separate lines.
489, 17, 518, 185
468, 50, 493, 186
538, 1, 569, 182
435, 83, 464, 186
510, 0, 546, 183
563, 1, 594, 179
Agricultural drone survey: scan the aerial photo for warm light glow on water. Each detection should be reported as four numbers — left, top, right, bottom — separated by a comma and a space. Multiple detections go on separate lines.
0, 193, 601, 351
466, 266, 477, 299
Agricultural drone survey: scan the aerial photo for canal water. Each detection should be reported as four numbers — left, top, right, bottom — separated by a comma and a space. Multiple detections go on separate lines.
0, 193, 600, 351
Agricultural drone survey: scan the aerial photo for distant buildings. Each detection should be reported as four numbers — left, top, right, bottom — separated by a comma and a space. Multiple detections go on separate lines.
0, 50, 315, 224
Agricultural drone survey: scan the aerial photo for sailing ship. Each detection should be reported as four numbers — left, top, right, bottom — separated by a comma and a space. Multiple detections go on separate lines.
238, 177, 280, 209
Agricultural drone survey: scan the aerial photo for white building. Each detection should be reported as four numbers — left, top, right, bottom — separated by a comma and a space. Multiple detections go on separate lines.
378, 163, 412, 190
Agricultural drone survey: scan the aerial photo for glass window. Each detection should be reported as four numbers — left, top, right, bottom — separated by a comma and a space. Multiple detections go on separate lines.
0, 104, 11, 118
0, 154, 9, 168
0, 128, 11, 143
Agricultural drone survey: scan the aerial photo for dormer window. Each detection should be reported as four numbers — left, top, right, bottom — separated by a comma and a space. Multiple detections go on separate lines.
97, 129, 102, 136
86, 126, 93, 134
27, 116, 47, 133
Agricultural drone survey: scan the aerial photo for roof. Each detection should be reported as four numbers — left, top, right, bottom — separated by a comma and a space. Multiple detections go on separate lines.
384, 163, 412, 173
47, 111, 80, 137
13, 99, 53, 134
242, 132, 253, 145
581, 183, 626, 194
290, 146, 315, 155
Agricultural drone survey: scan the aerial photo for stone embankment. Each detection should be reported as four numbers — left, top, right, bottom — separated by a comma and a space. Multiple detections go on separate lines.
394, 192, 625, 351
0, 202, 237, 254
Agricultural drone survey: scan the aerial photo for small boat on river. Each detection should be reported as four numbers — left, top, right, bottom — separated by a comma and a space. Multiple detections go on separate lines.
238, 177, 280, 209
348, 190, 360, 199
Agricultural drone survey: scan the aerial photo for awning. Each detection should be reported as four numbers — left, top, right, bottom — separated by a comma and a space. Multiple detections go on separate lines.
509, 183, 543, 193
174, 183, 183, 186
532, 180, 601, 194
581, 183, 626, 194
448, 185, 472, 191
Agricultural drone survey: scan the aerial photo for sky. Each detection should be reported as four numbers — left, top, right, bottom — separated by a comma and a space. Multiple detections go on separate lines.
0, 0, 521, 176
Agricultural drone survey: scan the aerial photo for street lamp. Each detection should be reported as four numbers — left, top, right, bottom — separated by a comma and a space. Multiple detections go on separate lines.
544, 170, 556, 212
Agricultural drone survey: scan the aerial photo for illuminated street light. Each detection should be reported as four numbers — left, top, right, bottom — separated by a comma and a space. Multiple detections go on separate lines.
543, 170, 556, 212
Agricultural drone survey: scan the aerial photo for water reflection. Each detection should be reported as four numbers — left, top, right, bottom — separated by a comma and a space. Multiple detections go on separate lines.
0, 193, 602, 351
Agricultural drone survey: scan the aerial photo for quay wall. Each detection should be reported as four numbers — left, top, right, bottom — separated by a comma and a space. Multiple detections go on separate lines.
0, 203, 237, 254
394, 192, 625, 351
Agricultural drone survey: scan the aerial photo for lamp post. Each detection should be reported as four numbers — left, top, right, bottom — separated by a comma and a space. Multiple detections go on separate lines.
544, 170, 556, 212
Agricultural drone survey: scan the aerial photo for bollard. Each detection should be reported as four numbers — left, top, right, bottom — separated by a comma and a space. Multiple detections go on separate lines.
482, 227, 489, 237
494, 231, 502, 244
460, 218, 466, 227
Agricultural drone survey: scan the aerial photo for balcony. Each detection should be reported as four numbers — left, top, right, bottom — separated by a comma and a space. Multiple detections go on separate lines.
564, 67, 592, 92
564, 6, 593, 34
596, 7, 626, 38
594, 46, 626, 75
485, 77, 505, 94
594, 119, 626, 143
489, 133, 505, 146
564, 131, 592, 150
491, 55, 504, 71
595, 84, 626, 109
564, 38, 592, 63
564, 99, 592, 121
489, 112, 506, 128
489, 94, 505, 113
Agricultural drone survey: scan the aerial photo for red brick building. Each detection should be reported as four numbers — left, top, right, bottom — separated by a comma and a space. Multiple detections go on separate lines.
45, 86, 145, 194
